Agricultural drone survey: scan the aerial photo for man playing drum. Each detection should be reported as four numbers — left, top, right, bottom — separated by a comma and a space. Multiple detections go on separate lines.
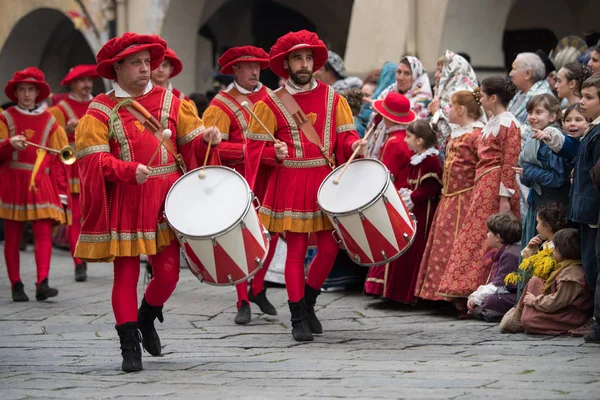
202, 46, 278, 325
245, 30, 367, 342
74, 32, 221, 372
48, 64, 100, 283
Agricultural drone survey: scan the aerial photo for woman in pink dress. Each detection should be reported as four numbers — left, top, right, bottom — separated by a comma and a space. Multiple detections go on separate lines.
437, 76, 522, 316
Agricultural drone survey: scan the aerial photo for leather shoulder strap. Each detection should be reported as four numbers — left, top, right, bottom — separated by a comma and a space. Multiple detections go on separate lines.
227, 86, 253, 109
274, 87, 334, 167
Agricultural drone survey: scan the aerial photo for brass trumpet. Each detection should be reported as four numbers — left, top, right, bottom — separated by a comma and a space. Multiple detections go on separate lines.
24, 141, 77, 165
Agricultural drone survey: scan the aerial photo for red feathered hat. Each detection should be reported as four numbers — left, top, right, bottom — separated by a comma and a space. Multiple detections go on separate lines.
4, 67, 51, 103
269, 30, 328, 79
96, 32, 167, 80
218, 46, 269, 75
60, 64, 99, 86
163, 48, 183, 78
372, 92, 417, 125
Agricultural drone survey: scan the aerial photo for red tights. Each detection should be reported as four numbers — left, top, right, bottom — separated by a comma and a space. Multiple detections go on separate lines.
284, 230, 339, 302
235, 234, 279, 307
67, 194, 82, 266
112, 240, 180, 325
4, 219, 53, 287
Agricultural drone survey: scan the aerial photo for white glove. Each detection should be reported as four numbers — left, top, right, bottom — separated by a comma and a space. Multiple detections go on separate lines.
59, 194, 68, 206
398, 188, 414, 211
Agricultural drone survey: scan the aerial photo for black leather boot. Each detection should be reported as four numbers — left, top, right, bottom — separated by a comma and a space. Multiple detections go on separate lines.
248, 287, 277, 315
115, 322, 143, 372
288, 299, 314, 342
75, 262, 87, 282
304, 283, 323, 334
35, 278, 58, 301
137, 297, 163, 356
12, 281, 29, 302
234, 300, 251, 325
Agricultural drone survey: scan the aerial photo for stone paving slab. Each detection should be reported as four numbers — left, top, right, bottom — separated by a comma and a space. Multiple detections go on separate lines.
0, 244, 599, 399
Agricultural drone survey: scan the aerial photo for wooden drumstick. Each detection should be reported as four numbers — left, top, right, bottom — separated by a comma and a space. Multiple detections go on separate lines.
148, 129, 172, 166
332, 123, 376, 185
198, 110, 222, 179
240, 101, 280, 144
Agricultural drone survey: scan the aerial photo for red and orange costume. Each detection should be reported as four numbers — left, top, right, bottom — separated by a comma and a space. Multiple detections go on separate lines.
74, 33, 219, 372
416, 122, 484, 301
48, 64, 99, 276
0, 67, 69, 299
245, 31, 360, 341
202, 46, 277, 319
437, 112, 521, 299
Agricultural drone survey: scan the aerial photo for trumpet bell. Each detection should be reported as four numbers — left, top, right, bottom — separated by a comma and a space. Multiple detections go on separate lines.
60, 146, 77, 165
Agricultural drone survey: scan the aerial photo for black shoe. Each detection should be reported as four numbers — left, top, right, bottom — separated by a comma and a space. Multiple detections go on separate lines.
137, 297, 163, 356
288, 299, 314, 342
248, 287, 277, 315
75, 262, 87, 282
115, 322, 143, 372
35, 278, 58, 301
12, 281, 29, 302
304, 284, 323, 334
584, 323, 600, 344
234, 300, 251, 325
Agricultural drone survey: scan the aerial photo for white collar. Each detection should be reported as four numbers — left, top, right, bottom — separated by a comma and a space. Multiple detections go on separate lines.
14, 104, 45, 115
111, 81, 153, 98
451, 121, 485, 139
167, 81, 173, 92
410, 148, 439, 165
232, 80, 263, 94
285, 78, 318, 95
482, 111, 520, 138
592, 115, 600, 126
68, 93, 93, 102
386, 124, 408, 134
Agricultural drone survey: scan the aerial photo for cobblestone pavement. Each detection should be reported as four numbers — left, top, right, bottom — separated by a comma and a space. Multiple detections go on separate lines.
1, 245, 599, 400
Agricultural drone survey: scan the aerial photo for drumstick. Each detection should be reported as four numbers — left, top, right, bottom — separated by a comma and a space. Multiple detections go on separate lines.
198, 110, 222, 179
240, 101, 280, 144
332, 123, 376, 185
147, 129, 172, 166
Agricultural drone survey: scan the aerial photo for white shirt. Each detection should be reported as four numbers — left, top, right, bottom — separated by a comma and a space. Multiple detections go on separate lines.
285, 78, 318, 94
110, 81, 153, 98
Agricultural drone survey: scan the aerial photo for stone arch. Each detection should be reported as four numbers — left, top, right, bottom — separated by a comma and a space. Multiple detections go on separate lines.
0, 7, 101, 104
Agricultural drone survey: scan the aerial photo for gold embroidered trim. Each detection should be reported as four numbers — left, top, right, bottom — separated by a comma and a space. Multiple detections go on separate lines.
40, 116, 56, 148
76, 144, 110, 159
89, 101, 131, 162
0, 199, 62, 212
282, 158, 329, 168
8, 162, 49, 173
3, 110, 16, 137
160, 90, 174, 165
420, 172, 442, 186
177, 125, 205, 146
221, 133, 230, 141
474, 165, 501, 182
366, 277, 385, 284
58, 100, 77, 121
323, 86, 335, 154
216, 93, 248, 136
336, 124, 354, 134
260, 208, 325, 220
269, 91, 302, 158
149, 163, 178, 176
246, 131, 274, 142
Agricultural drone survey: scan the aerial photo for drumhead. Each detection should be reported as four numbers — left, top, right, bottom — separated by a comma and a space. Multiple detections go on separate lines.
318, 159, 389, 214
165, 166, 251, 238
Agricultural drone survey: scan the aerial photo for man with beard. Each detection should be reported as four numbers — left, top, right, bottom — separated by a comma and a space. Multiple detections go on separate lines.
245, 30, 367, 342
74, 32, 221, 372
202, 46, 279, 325
150, 48, 198, 114
48, 65, 99, 282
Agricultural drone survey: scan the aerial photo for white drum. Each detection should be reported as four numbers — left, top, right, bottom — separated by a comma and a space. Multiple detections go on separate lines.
165, 166, 270, 285
318, 158, 416, 267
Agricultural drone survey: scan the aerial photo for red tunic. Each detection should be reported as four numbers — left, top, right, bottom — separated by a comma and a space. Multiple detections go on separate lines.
438, 112, 521, 298
74, 85, 218, 262
202, 85, 269, 178
365, 152, 442, 302
377, 125, 413, 189
0, 107, 69, 224
244, 81, 359, 233
48, 96, 92, 194
416, 123, 483, 301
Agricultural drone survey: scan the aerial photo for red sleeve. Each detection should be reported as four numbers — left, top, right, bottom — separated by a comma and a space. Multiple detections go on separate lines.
380, 138, 410, 189
51, 157, 69, 196
101, 152, 139, 185
410, 157, 442, 205
219, 140, 244, 164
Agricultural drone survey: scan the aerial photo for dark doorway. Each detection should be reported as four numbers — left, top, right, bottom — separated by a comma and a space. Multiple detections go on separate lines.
502, 29, 558, 70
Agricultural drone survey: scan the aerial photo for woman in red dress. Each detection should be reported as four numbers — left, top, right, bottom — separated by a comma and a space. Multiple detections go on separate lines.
437, 77, 521, 315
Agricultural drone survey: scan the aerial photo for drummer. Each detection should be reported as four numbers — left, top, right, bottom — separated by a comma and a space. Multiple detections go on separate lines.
202, 45, 278, 325
244, 30, 367, 342
74, 33, 221, 372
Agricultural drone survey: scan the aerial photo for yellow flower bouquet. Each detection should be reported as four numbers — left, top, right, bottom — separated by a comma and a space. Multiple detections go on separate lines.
504, 247, 556, 286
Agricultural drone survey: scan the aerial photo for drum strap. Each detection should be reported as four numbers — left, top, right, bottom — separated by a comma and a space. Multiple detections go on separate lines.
227, 86, 253, 109
274, 87, 334, 168
116, 96, 187, 173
